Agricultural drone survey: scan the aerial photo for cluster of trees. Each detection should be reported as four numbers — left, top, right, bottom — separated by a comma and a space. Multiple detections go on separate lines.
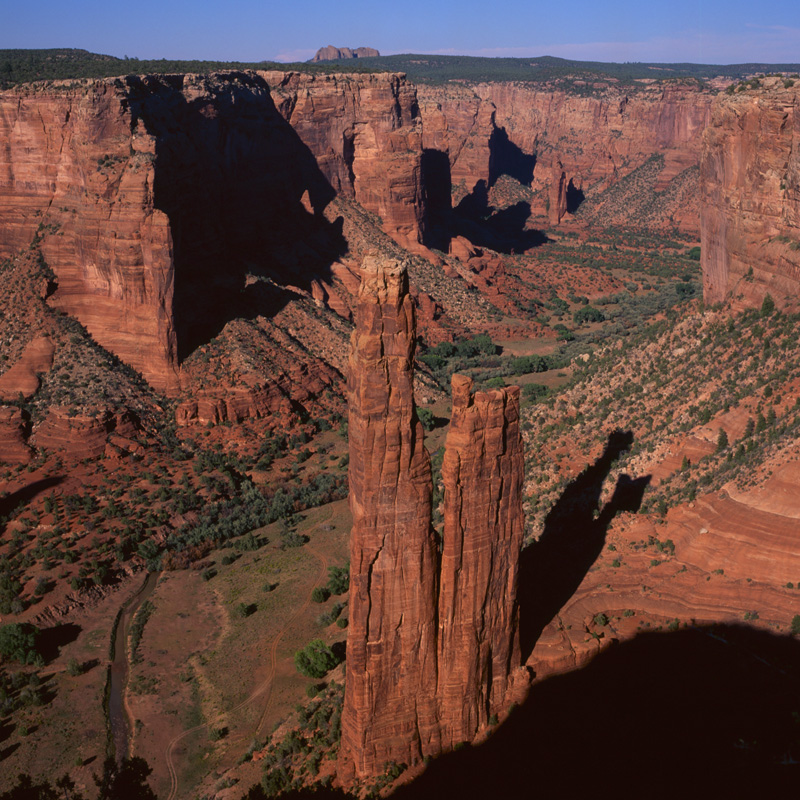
0, 758, 155, 800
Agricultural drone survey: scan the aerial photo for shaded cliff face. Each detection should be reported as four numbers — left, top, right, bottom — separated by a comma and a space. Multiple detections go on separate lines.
0, 71, 428, 394
339, 255, 441, 779
0, 79, 178, 393
418, 80, 712, 234
437, 375, 524, 746
123, 71, 347, 363
265, 71, 427, 252
700, 79, 800, 309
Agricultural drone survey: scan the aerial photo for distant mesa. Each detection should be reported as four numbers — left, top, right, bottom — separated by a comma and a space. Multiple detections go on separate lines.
312, 45, 380, 62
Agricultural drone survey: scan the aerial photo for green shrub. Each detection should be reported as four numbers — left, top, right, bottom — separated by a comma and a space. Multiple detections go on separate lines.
326, 565, 350, 595
416, 407, 435, 431
294, 639, 341, 679
311, 587, 330, 603
791, 615, 800, 635
573, 306, 604, 325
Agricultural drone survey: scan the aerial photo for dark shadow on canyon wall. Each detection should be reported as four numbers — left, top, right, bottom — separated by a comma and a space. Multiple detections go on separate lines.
420, 148, 453, 252
488, 126, 536, 187
126, 72, 347, 360
452, 180, 547, 254
394, 624, 800, 799
518, 429, 650, 661
421, 128, 544, 255
566, 177, 585, 213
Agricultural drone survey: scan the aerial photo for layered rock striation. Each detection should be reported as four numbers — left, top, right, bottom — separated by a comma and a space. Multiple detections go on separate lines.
418, 80, 712, 233
437, 375, 524, 746
340, 257, 526, 779
0, 79, 178, 393
0, 70, 428, 396
701, 79, 800, 309
339, 255, 441, 777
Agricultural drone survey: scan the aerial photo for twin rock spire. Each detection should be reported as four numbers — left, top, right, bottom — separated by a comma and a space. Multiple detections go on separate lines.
338, 256, 526, 779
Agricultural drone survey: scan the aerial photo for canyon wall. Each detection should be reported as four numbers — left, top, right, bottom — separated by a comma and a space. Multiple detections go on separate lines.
339, 255, 441, 778
0, 79, 178, 393
263, 71, 427, 252
418, 80, 712, 232
437, 375, 524, 746
341, 257, 526, 779
700, 78, 800, 309
0, 71, 427, 395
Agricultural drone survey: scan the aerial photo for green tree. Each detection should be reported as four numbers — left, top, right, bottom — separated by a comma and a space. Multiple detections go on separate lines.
294, 639, 341, 679
0, 623, 43, 666
716, 428, 729, 452
326, 565, 350, 595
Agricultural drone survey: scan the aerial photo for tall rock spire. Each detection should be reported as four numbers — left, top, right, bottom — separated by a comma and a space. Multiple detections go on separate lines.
338, 255, 441, 779
437, 375, 525, 746
340, 258, 527, 781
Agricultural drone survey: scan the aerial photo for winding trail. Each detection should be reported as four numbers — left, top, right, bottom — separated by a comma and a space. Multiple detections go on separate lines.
164, 536, 330, 800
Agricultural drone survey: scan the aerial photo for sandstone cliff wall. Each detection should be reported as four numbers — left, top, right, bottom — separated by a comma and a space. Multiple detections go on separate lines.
700, 79, 800, 308
0, 79, 178, 393
263, 71, 427, 251
437, 375, 524, 746
418, 81, 712, 231
0, 71, 428, 396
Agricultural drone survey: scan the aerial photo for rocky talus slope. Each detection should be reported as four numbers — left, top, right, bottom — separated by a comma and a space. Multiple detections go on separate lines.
701, 77, 800, 309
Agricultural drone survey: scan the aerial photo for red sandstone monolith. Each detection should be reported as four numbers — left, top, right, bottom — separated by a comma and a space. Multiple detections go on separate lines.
437, 375, 524, 746
338, 255, 441, 779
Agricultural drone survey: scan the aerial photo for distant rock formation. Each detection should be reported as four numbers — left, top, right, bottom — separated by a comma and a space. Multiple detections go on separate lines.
701, 78, 800, 310
340, 256, 526, 779
312, 46, 380, 62
417, 81, 712, 234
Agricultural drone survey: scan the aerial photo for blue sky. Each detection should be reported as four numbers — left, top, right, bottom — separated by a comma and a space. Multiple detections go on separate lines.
3, 0, 800, 64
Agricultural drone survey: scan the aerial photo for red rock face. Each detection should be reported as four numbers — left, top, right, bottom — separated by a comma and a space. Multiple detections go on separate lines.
341, 259, 528, 779
0, 336, 55, 401
549, 161, 568, 226
264, 71, 427, 252
0, 81, 178, 394
700, 80, 800, 309
417, 81, 712, 233
339, 255, 441, 779
0, 71, 431, 397
437, 375, 525, 747
30, 406, 135, 460
0, 406, 32, 464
